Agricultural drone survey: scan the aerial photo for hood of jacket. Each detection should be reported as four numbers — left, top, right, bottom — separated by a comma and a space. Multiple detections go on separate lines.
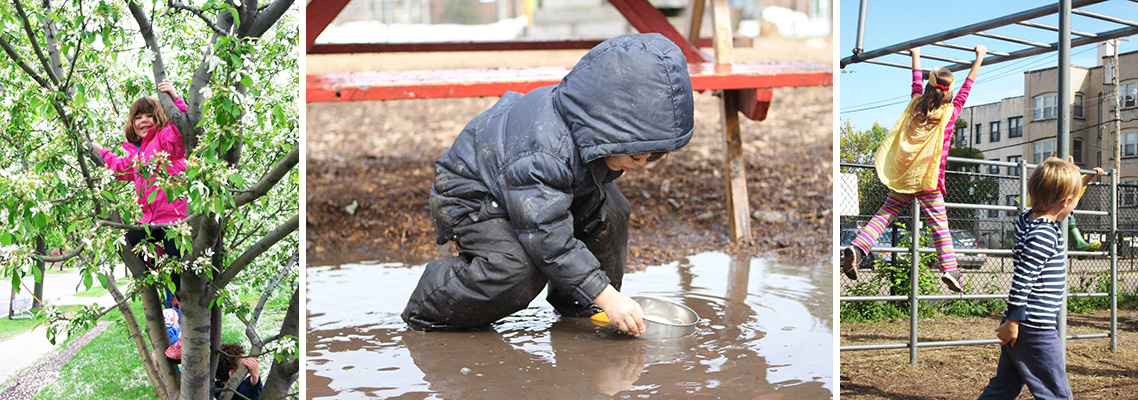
553, 33, 695, 164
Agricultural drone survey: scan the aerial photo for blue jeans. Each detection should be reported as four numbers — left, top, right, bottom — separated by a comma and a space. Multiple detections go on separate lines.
978, 324, 1072, 400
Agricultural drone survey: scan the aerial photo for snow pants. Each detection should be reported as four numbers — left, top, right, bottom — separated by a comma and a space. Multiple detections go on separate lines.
402, 182, 630, 330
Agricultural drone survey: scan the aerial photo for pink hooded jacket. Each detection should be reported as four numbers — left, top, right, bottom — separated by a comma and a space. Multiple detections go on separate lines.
100, 97, 189, 224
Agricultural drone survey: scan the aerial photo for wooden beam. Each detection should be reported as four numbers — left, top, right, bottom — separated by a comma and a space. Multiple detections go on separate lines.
306, 0, 351, 52
709, 0, 734, 63
608, 0, 709, 62
687, 0, 706, 47
720, 90, 751, 243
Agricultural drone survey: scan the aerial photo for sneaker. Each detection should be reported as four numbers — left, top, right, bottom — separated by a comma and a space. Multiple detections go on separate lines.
165, 339, 182, 360
1086, 241, 1102, 252
941, 270, 964, 293
841, 247, 859, 280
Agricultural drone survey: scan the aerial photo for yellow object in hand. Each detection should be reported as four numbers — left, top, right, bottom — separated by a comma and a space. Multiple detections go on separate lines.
590, 311, 610, 325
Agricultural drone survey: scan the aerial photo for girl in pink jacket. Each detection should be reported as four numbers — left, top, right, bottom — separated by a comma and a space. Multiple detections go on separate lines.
91, 79, 188, 278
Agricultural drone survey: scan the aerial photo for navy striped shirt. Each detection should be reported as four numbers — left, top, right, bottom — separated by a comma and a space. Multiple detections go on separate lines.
1006, 209, 1067, 330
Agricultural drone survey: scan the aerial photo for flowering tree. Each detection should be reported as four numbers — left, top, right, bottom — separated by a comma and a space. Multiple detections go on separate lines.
0, 0, 298, 398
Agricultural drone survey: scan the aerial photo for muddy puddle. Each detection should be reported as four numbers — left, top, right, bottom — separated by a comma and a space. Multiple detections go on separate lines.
307, 252, 833, 399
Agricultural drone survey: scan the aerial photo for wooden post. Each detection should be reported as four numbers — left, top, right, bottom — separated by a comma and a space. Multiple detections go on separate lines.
711, 0, 751, 243
687, 0, 706, 47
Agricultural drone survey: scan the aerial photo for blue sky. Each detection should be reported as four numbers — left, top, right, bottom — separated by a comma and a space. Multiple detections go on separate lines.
839, 0, 1138, 131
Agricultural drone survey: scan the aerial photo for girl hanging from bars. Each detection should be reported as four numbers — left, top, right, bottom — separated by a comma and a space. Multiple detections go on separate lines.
841, 45, 987, 293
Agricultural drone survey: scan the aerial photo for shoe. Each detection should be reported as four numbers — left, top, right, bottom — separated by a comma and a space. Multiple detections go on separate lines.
165, 339, 181, 360
841, 247, 859, 280
941, 270, 964, 293
1087, 241, 1102, 252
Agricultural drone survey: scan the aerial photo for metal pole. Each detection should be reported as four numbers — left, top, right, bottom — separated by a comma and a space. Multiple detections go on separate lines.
1111, 169, 1119, 351
1058, 0, 1071, 358
910, 201, 921, 365
854, 0, 868, 55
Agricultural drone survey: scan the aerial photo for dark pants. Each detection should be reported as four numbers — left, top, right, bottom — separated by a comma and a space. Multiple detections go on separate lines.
125, 228, 182, 305
403, 182, 630, 330
978, 325, 1072, 400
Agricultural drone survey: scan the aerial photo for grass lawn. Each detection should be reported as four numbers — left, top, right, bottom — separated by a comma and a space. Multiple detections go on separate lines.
0, 317, 36, 342
33, 289, 293, 399
0, 305, 83, 342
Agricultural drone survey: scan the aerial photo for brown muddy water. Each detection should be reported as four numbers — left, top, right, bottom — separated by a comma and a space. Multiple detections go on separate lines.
306, 252, 833, 399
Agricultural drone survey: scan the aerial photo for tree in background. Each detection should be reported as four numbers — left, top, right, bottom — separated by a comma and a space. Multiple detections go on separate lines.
0, 1, 298, 398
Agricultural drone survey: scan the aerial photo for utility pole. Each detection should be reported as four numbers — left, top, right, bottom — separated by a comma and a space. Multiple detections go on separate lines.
1113, 39, 1122, 177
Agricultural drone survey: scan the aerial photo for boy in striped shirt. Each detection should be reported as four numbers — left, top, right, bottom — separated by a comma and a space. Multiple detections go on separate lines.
979, 157, 1085, 400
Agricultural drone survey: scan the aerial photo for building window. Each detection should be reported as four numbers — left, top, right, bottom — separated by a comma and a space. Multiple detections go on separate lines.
990, 121, 1000, 142
1073, 138, 1083, 164
1008, 117, 1022, 138
1008, 155, 1022, 176
974, 124, 982, 144
1007, 194, 1019, 216
954, 126, 966, 146
989, 200, 999, 218
1124, 131, 1138, 157
1034, 94, 1057, 120
1124, 81, 1137, 108
1074, 93, 1084, 118
989, 159, 1000, 175
1033, 140, 1055, 164
1123, 179, 1138, 207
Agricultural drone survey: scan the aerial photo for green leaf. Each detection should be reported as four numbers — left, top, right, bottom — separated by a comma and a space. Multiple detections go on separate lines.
227, 173, 244, 187
97, 273, 109, 290
228, 6, 240, 29
32, 263, 44, 284
148, 190, 158, 203
82, 272, 93, 291
213, 197, 224, 214
0, 232, 11, 246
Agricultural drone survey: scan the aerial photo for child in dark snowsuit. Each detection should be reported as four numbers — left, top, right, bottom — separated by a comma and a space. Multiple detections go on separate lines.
402, 33, 695, 336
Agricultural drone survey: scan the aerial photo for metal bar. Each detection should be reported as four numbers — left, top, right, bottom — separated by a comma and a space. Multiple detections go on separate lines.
854, 0, 868, 55
1058, 0, 1071, 358
841, 334, 1110, 351
910, 202, 920, 365
1072, 8, 1138, 28
899, 50, 971, 65
946, 157, 1019, 167
1020, 159, 1028, 216
839, 0, 1111, 68
973, 31, 1053, 48
1111, 169, 1119, 351
864, 59, 927, 70
1067, 333, 1111, 339
868, 247, 1112, 257
1072, 209, 1110, 216
938, 25, 1138, 72
932, 41, 1011, 57
1015, 20, 1099, 38
842, 293, 1110, 302
946, 203, 1018, 211
305, 0, 352, 52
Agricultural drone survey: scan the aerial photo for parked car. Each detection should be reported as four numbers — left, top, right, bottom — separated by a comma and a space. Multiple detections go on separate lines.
839, 226, 987, 270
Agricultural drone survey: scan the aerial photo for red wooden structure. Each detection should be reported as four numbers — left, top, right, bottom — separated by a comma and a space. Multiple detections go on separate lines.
306, 0, 833, 244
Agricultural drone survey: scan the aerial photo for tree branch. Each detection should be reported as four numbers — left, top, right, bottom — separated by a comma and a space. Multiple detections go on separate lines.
38, 0, 65, 83
233, 147, 297, 208
215, 215, 297, 289
12, 0, 58, 87
104, 270, 172, 400
0, 35, 52, 89
245, 0, 294, 38
167, 0, 230, 36
96, 214, 202, 231
35, 245, 85, 263
252, 249, 295, 324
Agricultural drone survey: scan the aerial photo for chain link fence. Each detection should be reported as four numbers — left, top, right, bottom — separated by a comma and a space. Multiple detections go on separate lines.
839, 161, 1135, 298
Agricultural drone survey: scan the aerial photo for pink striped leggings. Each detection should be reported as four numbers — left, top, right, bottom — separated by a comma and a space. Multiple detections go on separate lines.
850, 191, 958, 272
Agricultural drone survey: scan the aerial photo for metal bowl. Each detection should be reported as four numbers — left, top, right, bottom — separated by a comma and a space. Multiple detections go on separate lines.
631, 296, 699, 340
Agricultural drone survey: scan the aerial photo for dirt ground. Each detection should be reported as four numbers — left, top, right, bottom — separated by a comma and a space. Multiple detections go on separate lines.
305, 38, 834, 267
840, 310, 1138, 399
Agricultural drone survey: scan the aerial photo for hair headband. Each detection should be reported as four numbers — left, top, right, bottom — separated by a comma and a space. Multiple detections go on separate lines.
928, 72, 954, 92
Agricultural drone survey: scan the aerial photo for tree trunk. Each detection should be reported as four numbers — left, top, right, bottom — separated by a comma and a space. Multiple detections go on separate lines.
32, 236, 45, 310
119, 241, 182, 394
178, 271, 214, 399
105, 272, 171, 400
260, 289, 299, 400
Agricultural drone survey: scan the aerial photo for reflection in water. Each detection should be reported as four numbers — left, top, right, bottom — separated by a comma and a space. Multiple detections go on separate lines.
306, 252, 833, 399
